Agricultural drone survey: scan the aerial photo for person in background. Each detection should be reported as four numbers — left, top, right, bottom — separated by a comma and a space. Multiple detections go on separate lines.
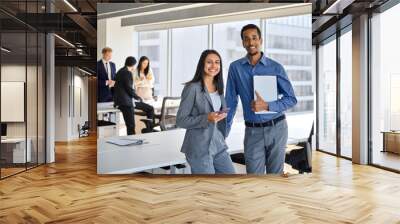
176, 50, 235, 174
134, 56, 155, 121
225, 24, 297, 175
113, 56, 142, 135
134, 56, 155, 100
97, 47, 116, 102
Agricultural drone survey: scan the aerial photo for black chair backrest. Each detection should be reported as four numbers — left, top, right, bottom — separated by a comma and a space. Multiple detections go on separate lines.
308, 121, 314, 146
82, 121, 90, 129
160, 97, 181, 131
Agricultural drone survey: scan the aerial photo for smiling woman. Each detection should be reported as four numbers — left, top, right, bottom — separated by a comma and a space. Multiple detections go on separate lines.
176, 49, 235, 174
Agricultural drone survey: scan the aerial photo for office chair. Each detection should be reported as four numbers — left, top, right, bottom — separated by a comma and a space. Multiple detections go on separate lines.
140, 96, 181, 133
285, 122, 313, 173
78, 121, 90, 138
231, 122, 314, 174
158, 96, 181, 131
150, 97, 185, 171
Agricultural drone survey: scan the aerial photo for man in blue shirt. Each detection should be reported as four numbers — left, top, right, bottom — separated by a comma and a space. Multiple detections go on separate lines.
226, 24, 297, 174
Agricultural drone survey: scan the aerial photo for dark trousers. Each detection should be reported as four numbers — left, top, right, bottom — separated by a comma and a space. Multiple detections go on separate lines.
135, 101, 155, 120
119, 105, 135, 135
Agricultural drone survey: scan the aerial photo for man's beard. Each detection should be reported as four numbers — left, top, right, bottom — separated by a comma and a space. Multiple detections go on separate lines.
247, 50, 259, 56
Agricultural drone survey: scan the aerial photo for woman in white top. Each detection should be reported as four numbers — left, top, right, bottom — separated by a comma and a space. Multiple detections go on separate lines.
133, 56, 155, 128
134, 56, 155, 100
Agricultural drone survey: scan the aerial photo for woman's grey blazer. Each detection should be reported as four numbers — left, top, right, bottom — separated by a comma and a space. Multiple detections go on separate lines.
176, 82, 228, 158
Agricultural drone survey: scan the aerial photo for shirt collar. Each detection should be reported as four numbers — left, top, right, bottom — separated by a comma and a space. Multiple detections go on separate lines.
240, 52, 268, 66
102, 59, 109, 64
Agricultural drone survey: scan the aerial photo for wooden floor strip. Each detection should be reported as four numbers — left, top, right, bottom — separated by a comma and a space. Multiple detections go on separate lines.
0, 135, 400, 223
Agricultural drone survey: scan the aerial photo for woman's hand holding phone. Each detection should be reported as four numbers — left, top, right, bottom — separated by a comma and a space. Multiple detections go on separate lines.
207, 112, 226, 123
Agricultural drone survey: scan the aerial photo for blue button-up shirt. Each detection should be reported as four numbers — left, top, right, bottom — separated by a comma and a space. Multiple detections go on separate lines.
225, 53, 297, 134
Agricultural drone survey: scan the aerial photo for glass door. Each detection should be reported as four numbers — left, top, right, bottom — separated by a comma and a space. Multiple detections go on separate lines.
339, 28, 352, 159
317, 36, 337, 155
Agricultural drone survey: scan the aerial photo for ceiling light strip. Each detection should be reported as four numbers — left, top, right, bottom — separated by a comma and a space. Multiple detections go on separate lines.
78, 67, 92, 76
63, 0, 78, 12
54, 34, 75, 48
1, 47, 11, 53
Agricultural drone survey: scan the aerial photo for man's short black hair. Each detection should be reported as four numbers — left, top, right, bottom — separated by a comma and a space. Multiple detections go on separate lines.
125, 56, 137, 67
241, 24, 262, 40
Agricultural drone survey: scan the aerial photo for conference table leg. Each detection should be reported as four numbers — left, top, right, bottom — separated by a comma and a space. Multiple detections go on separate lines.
170, 165, 177, 174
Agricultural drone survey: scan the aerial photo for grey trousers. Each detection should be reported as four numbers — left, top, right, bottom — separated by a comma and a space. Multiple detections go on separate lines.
185, 128, 236, 174
244, 119, 288, 174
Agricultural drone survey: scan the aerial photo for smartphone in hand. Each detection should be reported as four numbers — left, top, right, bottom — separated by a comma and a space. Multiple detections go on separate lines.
216, 107, 230, 114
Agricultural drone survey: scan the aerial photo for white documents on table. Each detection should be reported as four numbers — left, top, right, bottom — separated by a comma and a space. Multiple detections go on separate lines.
106, 138, 144, 146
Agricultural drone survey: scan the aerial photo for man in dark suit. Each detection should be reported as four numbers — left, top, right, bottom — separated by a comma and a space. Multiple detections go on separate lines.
97, 47, 117, 102
114, 56, 142, 135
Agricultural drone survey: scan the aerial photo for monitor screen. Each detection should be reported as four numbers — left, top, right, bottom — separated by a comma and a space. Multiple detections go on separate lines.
1, 123, 7, 137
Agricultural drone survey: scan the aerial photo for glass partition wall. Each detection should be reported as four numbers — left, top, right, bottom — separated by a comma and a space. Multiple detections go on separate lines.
317, 35, 337, 155
0, 2, 46, 179
316, 26, 353, 159
315, 1, 400, 172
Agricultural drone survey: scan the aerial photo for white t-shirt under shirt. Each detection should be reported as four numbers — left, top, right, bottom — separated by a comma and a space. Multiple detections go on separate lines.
209, 91, 221, 112
102, 59, 113, 88
102, 59, 111, 80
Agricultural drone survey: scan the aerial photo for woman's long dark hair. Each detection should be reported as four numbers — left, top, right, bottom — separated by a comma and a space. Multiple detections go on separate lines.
186, 49, 224, 95
137, 56, 150, 77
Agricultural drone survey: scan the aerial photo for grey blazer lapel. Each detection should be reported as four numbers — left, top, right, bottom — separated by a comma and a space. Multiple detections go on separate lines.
203, 90, 214, 111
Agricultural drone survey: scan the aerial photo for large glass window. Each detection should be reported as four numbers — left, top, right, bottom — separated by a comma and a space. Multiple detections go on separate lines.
340, 28, 352, 158
138, 30, 168, 96
265, 14, 313, 116
171, 26, 208, 96
371, 3, 400, 171
318, 37, 337, 154
134, 15, 313, 141
213, 19, 260, 122
265, 14, 313, 139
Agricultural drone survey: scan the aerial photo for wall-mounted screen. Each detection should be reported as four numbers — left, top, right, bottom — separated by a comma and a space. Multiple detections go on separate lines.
1, 81, 25, 122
